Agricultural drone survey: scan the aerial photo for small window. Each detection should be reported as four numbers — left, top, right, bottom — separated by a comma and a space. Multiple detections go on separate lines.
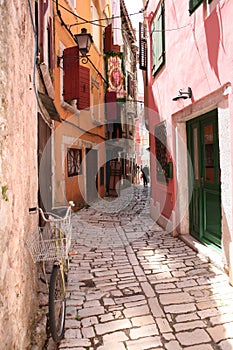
151, 1, 165, 76
67, 148, 82, 177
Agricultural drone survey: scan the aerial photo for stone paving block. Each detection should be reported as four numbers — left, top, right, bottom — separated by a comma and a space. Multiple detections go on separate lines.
59, 338, 91, 348
154, 282, 177, 291
140, 282, 155, 298
95, 319, 131, 335
173, 320, 206, 332
207, 322, 233, 342
219, 339, 233, 350
148, 297, 165, 317
126, 336, 162, 350
163, 333, 175, 341
156, 317, 173, 333
128, 254, 139, 266
159, 292, 194, 305
102, 331, 129, 343
64, 328, 81, 339
115, 295, 145, 304
81, 326, 95, 338
165, 340, 183, 350
185, 345, 215, 350
81, 316, 98, 328
98, 342, 126, 350
78, 306, 105, 318
131, 315, 155, 327
175, 312, 199, 322
99, 313, 115, 322
123, 304, 150, 318
210, 313, 233, 326
124, 299, 147, 308
83, 300, 101, 308
164, 303, 196, 314
129, 324, 159, 339
176, 329, 211, 346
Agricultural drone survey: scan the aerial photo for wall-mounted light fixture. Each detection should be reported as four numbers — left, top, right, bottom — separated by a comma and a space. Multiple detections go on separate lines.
74, 28, 93, 57
172, 87, 192, 101
57, 28, 93, 66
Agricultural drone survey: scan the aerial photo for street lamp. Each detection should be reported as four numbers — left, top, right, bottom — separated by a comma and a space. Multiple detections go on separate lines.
74, 28, 93, 57
57, 28, 93, 67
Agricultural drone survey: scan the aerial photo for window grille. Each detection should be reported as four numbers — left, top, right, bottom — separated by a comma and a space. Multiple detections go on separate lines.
67, 148, 82, 177
155, 122, 168, 183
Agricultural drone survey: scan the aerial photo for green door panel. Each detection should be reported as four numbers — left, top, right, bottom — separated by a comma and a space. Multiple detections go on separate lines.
187, 110, 222, 248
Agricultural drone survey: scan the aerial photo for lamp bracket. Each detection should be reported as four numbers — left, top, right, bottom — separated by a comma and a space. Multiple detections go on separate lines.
172, 87, 192, 101
57, 54, 90, 68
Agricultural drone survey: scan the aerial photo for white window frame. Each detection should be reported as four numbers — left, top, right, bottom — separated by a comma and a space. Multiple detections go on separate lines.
91, 78, 101, 125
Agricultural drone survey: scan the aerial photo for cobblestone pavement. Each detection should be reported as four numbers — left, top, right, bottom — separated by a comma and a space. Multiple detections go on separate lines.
57, 186, 233, 350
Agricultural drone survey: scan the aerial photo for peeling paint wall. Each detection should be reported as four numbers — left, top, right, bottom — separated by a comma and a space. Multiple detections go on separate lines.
0, 1, 39, 348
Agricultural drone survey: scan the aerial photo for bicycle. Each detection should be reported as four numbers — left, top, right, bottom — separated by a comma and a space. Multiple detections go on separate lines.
27, 202, 74, 342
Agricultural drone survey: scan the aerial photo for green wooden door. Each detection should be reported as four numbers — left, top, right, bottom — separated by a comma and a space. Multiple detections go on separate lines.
187, 110, 221, 247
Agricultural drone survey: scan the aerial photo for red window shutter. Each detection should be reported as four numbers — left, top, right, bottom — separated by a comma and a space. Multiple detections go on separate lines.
63, 46, 79, 101
104, 24, 113, 53
77, 66, 90, 110
105, 91, 117, 121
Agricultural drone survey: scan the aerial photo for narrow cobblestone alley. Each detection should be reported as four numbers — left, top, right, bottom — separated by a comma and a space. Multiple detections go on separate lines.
53, 186, 233, 350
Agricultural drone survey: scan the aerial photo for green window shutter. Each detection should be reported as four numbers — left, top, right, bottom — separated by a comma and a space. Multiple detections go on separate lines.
189, 0, 204, 14
152, 1, 165, 76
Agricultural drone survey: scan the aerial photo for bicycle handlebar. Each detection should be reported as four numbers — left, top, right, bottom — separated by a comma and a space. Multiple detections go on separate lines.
29, 201, 75, 222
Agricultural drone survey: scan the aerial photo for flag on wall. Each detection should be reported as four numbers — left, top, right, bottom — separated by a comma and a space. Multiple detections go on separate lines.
106, 52, 126, 101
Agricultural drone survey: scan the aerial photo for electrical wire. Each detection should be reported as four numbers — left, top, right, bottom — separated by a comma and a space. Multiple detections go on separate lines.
27, 0, 52, 128
54, 0, 192, 35
61, 118, 107, 141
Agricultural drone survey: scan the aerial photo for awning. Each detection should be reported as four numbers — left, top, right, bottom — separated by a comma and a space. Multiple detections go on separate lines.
38, 92, 61, 122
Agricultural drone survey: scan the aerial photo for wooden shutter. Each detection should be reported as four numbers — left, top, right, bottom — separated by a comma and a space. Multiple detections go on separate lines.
152, 1, 165, 76
77, 66, 90, 110
105, 91, 117, 121
104, 24, 120, 53
189, 0, 204, 14
39, 0, 44, 61
104, 24, 113, 53
139, 22, 147, 70
47, 17, 54, 70
63, 46, 79, 101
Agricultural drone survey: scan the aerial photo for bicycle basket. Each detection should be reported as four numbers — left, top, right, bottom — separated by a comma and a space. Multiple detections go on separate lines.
26, 227, 69, 263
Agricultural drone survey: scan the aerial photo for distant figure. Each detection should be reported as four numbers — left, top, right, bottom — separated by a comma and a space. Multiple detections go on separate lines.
141, 165, 149, 187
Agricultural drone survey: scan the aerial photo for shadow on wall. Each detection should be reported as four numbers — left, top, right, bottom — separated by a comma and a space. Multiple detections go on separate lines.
204, 7, 223, 84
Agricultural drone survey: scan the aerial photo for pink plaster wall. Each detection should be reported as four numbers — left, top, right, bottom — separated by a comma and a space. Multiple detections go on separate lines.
145, 0, 233, 221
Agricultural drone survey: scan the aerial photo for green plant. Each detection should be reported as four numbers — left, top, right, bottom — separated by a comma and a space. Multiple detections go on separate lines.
1, 185, 9, 201
75, 314, 81, 321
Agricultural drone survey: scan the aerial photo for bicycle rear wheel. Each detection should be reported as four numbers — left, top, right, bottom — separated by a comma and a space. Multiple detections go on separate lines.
49, 265, 66, 341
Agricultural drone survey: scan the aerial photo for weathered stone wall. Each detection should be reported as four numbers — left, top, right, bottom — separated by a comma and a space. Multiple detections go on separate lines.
0, 1, 39, 348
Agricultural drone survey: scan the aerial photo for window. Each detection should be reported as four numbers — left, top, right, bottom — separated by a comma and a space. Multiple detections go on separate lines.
155, 122, 168, 183
151, 1, 165, 76
67, 148, 82, 177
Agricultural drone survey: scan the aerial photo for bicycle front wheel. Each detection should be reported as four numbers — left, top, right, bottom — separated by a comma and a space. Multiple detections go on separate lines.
49, 265, 66, 342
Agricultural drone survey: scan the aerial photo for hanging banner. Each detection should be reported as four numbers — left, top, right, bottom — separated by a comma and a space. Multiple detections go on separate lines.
106, 52, 126, 101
